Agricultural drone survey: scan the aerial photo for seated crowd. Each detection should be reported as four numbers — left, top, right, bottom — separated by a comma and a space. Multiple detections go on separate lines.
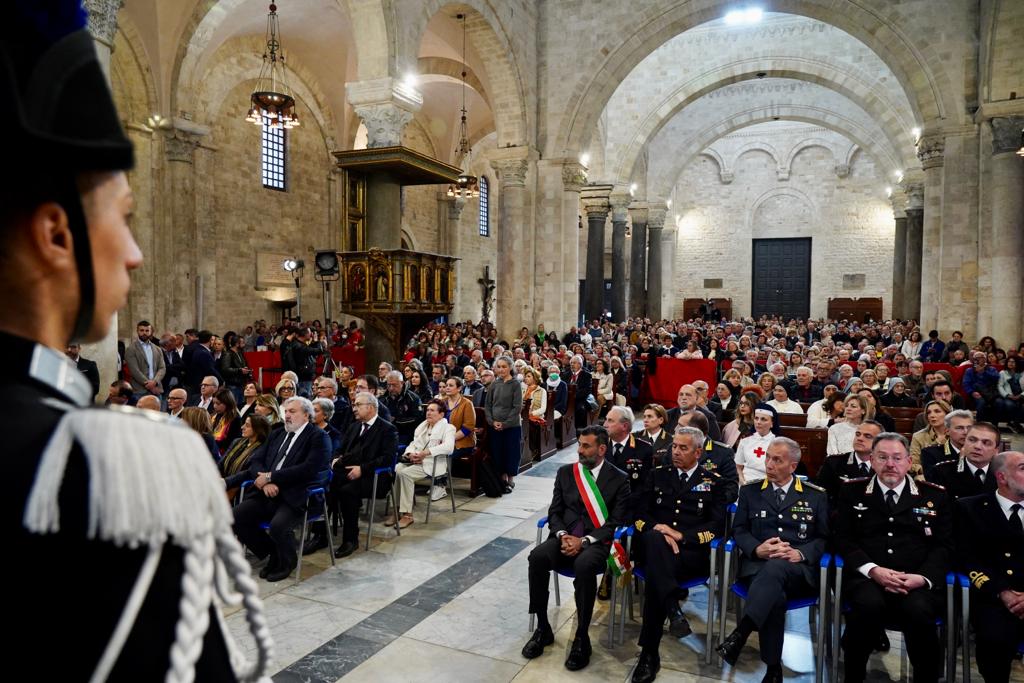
85, 314, 1022, 681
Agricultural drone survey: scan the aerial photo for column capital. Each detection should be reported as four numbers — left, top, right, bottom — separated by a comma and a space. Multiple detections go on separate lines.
445, 196, 467, 221
890, 190, 907, 219
347, 78, 422, 148
916, 134, 945, 170
162, 122, 209, 164
580, 184, 613, 217
903, 182, 924, 211
628, 202, 649, 224
610, 191, 632, 223
647, 207, 667, 230
488, 147, 536, 189
990, 116, 1024, 156
559, 160, 588, 192
84, 0, 123, 48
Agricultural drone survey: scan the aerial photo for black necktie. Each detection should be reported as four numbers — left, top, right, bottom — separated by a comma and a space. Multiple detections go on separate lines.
360, 423, 368, 438
885, 489, 897, 511
974, 468, 985, 485
775, 487, 785, 506
1010, 504, 1023, 536
859, 462, 870, 476
614, 443, 623, 461
275, 432, 295, 468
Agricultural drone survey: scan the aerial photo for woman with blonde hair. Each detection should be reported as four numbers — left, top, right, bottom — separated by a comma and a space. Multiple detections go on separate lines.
274, 377, 297, 407
826, 394, 872, 455
910, 399, 952, 468
252, 393, 283, 431
523, 366, 548, 423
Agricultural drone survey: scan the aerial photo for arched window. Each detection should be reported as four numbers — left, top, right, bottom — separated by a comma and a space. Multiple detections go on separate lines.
261, 123, 287, 191
478, 175, 490, 237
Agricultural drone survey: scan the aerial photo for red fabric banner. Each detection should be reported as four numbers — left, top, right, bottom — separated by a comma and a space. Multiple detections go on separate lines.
641, 358, 719, 406
244, 347, 366, 391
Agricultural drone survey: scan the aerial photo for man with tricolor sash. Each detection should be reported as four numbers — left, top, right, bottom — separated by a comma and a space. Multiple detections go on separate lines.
522, 425, 630, 671
631, 427, 729, 683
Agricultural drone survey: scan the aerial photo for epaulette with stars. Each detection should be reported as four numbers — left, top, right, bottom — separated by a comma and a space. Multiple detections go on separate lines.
934, 459, 957, 468
800, 480, 825, 493
841, 476, 871, 484
918, 480, 946, 491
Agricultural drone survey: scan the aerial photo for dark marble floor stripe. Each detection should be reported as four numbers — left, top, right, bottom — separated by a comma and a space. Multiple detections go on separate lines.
522, 455, 573, 478
275, 535, 530, 682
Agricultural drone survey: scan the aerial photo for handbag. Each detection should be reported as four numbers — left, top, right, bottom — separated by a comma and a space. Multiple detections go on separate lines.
585, 393, 599, 412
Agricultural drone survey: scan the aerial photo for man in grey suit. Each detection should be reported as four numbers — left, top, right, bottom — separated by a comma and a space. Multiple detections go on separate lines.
124, 319, 166, 401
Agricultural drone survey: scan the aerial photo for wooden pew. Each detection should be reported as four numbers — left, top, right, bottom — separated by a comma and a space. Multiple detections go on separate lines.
778, 427, 828, 479
464, 407, 489, 496
537, 391, 558, 458
519, 404, 532, 471
561, 386, 579, 446
525, 393, 557, 461
892, 417, 917, 434
777, 413, 808, 428
887, 406, 923, 421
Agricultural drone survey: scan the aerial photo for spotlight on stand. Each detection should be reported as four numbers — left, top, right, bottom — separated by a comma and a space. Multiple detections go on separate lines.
282, 258, 304, 318
314, 250, 339, 281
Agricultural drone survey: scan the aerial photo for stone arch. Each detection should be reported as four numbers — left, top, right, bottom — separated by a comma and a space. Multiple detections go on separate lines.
109, 14, 158, 124
656, 104, 898, 198
610, 60, 915, 186
698, 149, 730, 183
749, 186, 817, 237
782, 138, 837, 177
408, 2, 530, 147
731, 141, 782, 171
555, 0, 957, 160
417, 56, 488, 102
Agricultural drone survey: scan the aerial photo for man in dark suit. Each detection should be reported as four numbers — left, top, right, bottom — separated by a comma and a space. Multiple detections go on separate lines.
471, 368, 493, 408
604, 406, 654, 517
631, 427, 729, 683
226, 396, 331, 582
666, 384, 723, 443
931, 422, 1000, 502
920, 409, 972, 481
65, 343, 100, 400
522, 426, 629, 671
184, 329, 221, 395
717, 438, 829, 683
815, 420, 884, 508
562, 355, 593, 434
955, 450, 1024, 683
676, 410, 739, 501
329, 393, 399, 559
836, 433, 951, 683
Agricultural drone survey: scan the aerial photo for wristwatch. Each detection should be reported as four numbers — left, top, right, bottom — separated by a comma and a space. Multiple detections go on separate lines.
581, 538, 591, 549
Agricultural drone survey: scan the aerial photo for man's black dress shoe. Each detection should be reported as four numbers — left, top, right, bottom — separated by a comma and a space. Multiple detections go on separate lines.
334, 541, 358, 559
521, 626, 554, 659
762, 665, 783, 683
265, 565, 295, 582
875, 631, 890, 652
302, 533, 328, 556
258, 556, 278, 579
632, 651, 660, 683
716, 628, 746, 666
564, 635, 592, 671
668, 606, 692, 638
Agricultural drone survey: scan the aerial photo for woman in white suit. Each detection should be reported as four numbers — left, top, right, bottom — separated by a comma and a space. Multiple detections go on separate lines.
391, 399, 456, 528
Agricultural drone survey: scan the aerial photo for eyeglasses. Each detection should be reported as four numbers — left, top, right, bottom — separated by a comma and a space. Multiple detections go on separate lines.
872, 455, 908, 464
200, 383, 216, 388
353, 402, 371, 408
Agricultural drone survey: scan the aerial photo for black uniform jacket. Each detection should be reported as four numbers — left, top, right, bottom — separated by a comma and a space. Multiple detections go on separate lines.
635, 464, 728, 548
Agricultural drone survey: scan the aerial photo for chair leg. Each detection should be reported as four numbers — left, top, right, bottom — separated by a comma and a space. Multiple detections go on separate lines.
961, 585, 971, 683
425, 477, 433, 524
553, 570, 561, 607
365, 472, 379, 551
323, 498, 336, 567
705, 552, 718, 665
296, 508, 309, 584
607, 575, 615, 647
718, 551, 732, 667
832, 567, 845, 683
946, 582, 955, 682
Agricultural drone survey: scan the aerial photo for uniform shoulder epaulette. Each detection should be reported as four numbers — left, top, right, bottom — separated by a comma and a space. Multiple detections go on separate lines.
800, 480, 825, 492
654, 464, 667, 470
841, 476, 871, 484
711, 440, 731, 449
933, 459, 956, 467
702, 469, 722, 478
918, 480, 946, 491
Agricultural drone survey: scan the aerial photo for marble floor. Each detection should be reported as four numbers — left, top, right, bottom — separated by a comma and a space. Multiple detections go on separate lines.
224, 433, 1024, 683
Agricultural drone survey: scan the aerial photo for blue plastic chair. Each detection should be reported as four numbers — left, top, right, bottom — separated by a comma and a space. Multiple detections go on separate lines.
718, 538, 831, 683
615, 525, 720, 662
238, 468, 336, 583
528, 516, 613, 647
364, 446, 403, 550
830, 555, 955, 682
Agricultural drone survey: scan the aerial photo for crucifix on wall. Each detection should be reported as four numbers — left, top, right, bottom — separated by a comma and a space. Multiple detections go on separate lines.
478, 265, 496, 322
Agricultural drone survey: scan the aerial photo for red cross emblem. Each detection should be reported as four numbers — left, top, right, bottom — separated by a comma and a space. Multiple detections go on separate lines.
754, 446, 765, 458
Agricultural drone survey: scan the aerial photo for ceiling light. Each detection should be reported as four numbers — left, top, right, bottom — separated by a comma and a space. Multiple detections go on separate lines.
446, 14, 479, 200
911, 127, 921, 141
579, 153, 590, 167
245, 3, 300, 129
725, 7, 763, 25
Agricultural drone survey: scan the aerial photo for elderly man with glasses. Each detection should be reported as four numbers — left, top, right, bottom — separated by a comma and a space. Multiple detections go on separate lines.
835, 433, 951, 683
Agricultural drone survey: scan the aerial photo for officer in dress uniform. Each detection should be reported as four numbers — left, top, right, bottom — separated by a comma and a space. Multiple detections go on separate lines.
815, 420, 884, 509
930, 422, 1000, 502
920, 409, 973, 481
630, 427, 728, 683
717, 438, 829, 683
3, 4, 270, 680
836, 432, 951, 683
954, 451, 1024, 683
677, 410, 739, 501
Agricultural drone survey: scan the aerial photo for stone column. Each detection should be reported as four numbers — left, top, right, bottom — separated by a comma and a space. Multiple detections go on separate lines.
161, 127, 207, 332
81, 0, 123, 394
580, 185, 612, 323
890, 194, 907, 320
443, 196, 466, 316
916, 134, 944, 330
989, 117, 1024, 344
646, 207, 667, 320
609, 194, 630, 322
903, 184, 924, 324
347, 79, 422, 250
628, 203, 649, 317
561, 161, 587, 329
491, 153, 532, 340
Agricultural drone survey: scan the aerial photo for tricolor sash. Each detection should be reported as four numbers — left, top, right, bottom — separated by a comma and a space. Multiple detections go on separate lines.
572, 462, 631, 578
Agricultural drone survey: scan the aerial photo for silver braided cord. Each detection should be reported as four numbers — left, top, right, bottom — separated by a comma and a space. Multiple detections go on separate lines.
167, 535, 215, 683
214, 528, 275, 682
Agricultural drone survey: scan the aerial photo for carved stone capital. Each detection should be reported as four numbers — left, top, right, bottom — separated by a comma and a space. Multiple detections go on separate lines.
647, 207, 667, 230
834, 163, 850, 178
446, 197, 467, 221
353, 103, 415, 148
84, 0, 123, 47
720, 170, 734, 184
580, 184, 613, 218
628, 203, 649, 225
990, 116, 1024, 156
904, 182, 924, 211
777, 167, 790, 181
916, 134, 945, 170
491, 158, 529, 189
163, 131, 203, 164
610, 192, 632, 223
561, 162, 588, 191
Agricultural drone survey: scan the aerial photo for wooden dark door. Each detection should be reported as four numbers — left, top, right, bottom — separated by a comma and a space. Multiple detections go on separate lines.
751, 238, 811, 319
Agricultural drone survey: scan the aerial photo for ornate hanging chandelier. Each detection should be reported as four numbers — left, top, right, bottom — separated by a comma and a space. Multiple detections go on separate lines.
447, 14, 479, 199
245, 3, 300, 129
